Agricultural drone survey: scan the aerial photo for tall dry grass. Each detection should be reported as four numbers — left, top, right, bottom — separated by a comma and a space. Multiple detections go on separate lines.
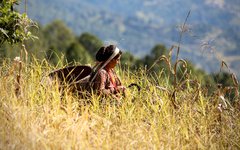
0, 57, 240, 150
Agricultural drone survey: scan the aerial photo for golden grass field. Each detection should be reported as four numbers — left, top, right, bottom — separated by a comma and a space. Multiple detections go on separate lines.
0, 58, 239, 149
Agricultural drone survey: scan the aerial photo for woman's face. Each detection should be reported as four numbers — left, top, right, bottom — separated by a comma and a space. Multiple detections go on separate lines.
106, 55, 121, 69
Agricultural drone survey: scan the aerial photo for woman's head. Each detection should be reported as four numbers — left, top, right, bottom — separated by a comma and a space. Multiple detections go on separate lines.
96, 45, 122, 69
96, 45, 122, 62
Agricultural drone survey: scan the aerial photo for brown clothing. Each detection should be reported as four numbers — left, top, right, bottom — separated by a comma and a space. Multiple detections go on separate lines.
92, 68, 122, 94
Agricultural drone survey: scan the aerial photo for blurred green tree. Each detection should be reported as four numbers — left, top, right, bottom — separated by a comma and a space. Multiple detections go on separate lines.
65, 42, 92, 65
24, 24, 47, 59
43, 20, 75, 53
46, 45, 61, 65
120, 51, 139, 70
212, 72, 235, 87
143, 44, 168, 73
177, 60, 216, 93
78, 32, 103, 58
211, 72, 239, 100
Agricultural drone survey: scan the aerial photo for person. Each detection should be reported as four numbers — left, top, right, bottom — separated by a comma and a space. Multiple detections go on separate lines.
90, 45, 125, 99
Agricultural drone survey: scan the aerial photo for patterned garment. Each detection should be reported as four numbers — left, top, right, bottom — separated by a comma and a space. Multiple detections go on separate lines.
92, 68, 121, 94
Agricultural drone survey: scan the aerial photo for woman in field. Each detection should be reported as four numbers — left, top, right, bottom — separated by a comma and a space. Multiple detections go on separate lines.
91, 45, 125, 99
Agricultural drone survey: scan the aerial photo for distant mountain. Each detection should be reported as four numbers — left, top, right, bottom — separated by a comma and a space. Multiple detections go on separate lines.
19, 0, 240, 77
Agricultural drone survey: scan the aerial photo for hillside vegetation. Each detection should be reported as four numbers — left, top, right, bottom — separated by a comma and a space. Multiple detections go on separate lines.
1, 20, 238, 94
18, 0, 240, 76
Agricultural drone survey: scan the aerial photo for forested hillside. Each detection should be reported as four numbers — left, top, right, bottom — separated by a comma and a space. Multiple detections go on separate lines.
1, 19, 237, 95
18, 0, 240, 77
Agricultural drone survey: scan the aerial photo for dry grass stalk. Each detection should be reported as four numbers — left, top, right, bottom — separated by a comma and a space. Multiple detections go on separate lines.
147, 55, 171, 72
220, 60, 231, 73
231, 73, 239, 99
217, 60, 239, 100
176, 10, 191, 61
148, 43, 191, 109
14, 57, 22, 97
173, 59, 187, 86
21, 44, 28, 63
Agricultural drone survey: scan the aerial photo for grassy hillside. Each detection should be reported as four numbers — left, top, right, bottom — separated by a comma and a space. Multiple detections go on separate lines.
0, 57, 239, 149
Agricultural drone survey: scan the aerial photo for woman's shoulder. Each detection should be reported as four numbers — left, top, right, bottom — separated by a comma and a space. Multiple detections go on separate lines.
95, 68, 109, 79
97, 68, 108, 74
